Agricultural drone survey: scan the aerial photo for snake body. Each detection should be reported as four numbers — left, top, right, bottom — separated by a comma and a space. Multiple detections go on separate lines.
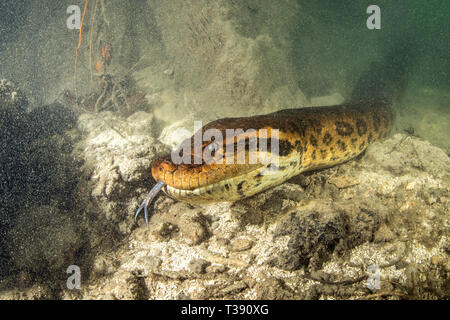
135, 45, 413, 224
143, 100, 393, 209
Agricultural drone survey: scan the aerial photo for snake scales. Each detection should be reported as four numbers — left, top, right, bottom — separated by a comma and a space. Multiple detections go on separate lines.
135, 99, 394, 225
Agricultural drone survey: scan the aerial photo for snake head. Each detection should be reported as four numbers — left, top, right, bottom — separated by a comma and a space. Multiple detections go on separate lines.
151, 156, 177, 182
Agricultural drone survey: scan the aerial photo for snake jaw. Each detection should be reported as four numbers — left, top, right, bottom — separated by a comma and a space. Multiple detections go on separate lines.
135, 181, 165, 226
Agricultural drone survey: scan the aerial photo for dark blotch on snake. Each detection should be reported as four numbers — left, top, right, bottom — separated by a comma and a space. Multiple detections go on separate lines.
335, 121, 354, 137
356, 119, 367, 136
322, 133, 333, 145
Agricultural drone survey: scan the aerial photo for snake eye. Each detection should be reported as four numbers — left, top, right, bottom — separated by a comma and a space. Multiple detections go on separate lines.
206, 142, 220, 157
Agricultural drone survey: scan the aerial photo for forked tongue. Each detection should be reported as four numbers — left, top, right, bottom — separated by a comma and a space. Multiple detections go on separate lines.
135, 181, 165, 226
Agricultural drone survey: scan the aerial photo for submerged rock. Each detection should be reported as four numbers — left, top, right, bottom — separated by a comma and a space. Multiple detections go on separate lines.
272, 205, 348, 270
75, 111, 167, 233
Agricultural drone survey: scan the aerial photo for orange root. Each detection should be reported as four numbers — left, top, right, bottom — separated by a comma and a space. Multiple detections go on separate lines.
75, 0, 89, 68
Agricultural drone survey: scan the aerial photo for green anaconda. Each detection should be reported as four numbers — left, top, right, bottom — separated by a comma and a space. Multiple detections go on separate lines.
135, 99, 394, 225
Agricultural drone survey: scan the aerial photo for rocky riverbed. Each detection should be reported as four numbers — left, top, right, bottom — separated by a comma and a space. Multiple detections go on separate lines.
0, 78, 448, 300
0, 0, 448, 300
73, 119, 449, 300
